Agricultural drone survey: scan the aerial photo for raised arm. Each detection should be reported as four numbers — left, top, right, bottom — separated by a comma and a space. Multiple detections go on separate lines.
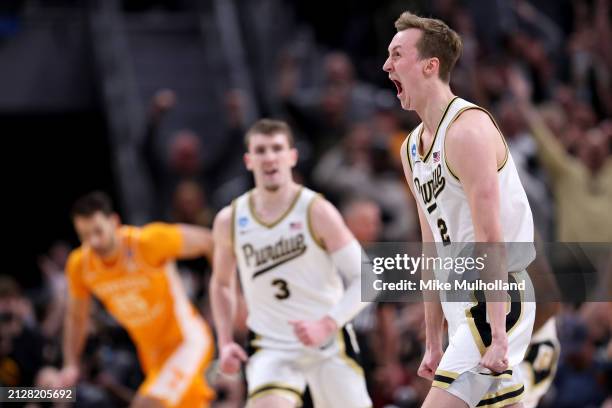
209, 206, 246, 374
509, 70, 571, 179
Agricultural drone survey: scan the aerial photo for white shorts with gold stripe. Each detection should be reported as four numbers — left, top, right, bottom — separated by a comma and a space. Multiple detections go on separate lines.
433, 368, 525, 408
438, 270, 536, 373
245, 326, 371, 408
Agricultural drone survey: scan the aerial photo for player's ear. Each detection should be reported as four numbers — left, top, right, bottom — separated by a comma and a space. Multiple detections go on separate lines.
423, 57, 440, 78
110, 213, 121, 228
289, 147, 298, 167
244, 152, 253, 170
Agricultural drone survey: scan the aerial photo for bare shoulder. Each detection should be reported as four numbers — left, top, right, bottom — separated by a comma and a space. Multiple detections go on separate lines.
447, 108, 498, 144
212, 205, 234, 243
309, 194, 354, 252
309, 195, 342, 223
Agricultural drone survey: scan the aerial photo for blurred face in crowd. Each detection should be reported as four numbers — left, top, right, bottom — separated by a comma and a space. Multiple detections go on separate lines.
344, 201, 382, 243
245, 132, 297, 192
73, 212, 120, 258
578, 128, 609, 174
383, 29, 430, 111
169, 130, 202, 176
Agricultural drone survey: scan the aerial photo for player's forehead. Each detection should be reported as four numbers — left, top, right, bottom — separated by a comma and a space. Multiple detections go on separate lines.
74, 212, 111, 228
387, 29, 420, 53
249, 132, 290, 149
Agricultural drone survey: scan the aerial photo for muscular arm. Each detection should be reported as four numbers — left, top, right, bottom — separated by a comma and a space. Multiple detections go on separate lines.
177, 224, 213, 261
399, 138, 444, 351
310, 197, 369, 327
446, 109, 508, 344
209, 207, 238, 348
63, 296, 91, 369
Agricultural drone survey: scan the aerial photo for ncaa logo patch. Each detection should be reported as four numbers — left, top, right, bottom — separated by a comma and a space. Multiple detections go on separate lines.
238, 216, 249, 228
411, 143, 417, 159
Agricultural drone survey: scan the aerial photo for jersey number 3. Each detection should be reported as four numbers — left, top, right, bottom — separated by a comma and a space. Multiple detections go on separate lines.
272, 278, 290, 300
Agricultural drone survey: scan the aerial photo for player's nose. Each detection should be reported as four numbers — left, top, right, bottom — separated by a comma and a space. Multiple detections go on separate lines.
382, 57, 392, 73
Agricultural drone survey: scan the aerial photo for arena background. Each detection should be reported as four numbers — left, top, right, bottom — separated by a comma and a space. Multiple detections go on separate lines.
2, 0, 611, 407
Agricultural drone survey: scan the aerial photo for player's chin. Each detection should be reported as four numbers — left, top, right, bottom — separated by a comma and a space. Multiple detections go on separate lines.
264, 182, 280, 192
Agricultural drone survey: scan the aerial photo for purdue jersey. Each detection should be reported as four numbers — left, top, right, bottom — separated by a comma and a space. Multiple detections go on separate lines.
233, 187, 343, 348
407, 98, 536, 394
407, 97, 534, 250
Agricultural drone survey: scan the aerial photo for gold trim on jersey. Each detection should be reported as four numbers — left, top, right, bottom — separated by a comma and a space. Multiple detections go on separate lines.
476, 383, 524, 408
337, 330, 365, 378
404, 127, 416, 172
248, 382, 303, 406
307, 193, 326, 250
443, 106, 510, 182
230, 199, 237, 249
248, 186, 304, 228
417, 96, 459, 162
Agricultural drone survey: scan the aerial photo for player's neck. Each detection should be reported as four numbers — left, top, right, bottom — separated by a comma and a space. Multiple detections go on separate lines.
416, 82, 455, 136
99, 231, 121, 264
253, 181, 301, 211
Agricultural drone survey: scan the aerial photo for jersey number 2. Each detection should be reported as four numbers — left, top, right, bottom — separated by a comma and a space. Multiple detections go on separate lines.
272, 279, 290, 300
437, 218, 451, 245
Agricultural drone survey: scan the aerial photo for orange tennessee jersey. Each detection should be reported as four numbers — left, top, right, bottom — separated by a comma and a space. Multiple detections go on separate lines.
66, 223, 207, 366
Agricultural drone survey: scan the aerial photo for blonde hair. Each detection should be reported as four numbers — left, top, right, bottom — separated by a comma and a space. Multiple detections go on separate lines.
395, 11, 462, 82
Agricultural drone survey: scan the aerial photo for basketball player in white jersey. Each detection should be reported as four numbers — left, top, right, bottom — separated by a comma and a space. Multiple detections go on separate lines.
383, 12, 536, 408
209, 119, 372, 408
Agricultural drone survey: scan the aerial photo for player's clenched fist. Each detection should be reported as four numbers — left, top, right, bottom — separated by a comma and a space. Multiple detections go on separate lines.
417, 348, 443, 381
289, 316, 337, 347
219, 342, 248, 375
480, 337, 509, 373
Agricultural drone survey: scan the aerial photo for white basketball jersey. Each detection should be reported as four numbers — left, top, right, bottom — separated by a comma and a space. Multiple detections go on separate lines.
233, 187, 343, 348
407, 97, 534, 266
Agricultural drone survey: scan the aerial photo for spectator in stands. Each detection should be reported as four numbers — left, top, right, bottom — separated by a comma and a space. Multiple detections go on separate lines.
510, 70, 612, 242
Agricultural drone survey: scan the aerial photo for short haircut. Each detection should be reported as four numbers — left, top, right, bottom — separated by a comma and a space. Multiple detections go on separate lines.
395, 11, 462, 82
71, 191, 114, 219
244, 119, 295, 149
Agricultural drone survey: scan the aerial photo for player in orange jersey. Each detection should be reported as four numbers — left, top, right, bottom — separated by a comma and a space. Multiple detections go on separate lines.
58, 191, 215, 408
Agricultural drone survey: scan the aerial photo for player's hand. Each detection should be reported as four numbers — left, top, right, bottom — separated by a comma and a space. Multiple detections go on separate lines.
57, 364, 80, 387
480, 336, 509, 373
219, 342, 248, 375
289, 316, 338, 347
417, 347, 443, 380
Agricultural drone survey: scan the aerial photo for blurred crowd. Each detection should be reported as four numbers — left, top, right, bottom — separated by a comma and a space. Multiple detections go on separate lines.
3, 0, 612, 407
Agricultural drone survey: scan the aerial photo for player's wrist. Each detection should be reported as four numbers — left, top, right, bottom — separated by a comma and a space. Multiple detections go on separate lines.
321, 315, 339, 333
491, 332, 508, 344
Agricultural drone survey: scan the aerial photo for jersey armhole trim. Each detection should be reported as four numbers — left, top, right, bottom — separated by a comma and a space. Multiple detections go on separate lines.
307, 193, 326, 250
230, 199, 237, 250
405, 128, 415, 172
444, 106, 510, 182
